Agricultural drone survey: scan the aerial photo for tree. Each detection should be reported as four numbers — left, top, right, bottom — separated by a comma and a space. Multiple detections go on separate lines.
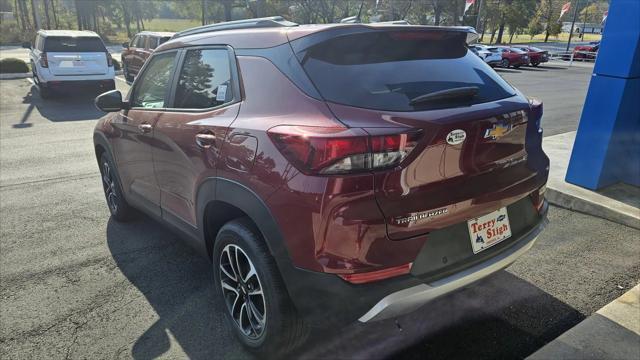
504, 0, 536, 43
430, 0, 446, 25
30, 0, 39, 29
541, 0, 563, 42
43, 0, 50, 29
527, 17, 544, 39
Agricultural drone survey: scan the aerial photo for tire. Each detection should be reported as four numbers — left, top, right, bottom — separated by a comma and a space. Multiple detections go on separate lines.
501, 59, 510, 68
513, 64, 521, 69
39, 85, 52, 99
99, 153, 136, 221
532, 61, 540, 67
32, 70, 52, 99
213, 218, 307, 356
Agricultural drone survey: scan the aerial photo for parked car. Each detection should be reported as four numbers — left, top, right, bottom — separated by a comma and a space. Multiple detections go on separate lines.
496, 46, 530, 68
121, 31, 174, 81
469, 44, 503, 67
572, 41, 599, 60
93, 17, 549, 356
23, 30, 115, 99
513, 45, 549, 67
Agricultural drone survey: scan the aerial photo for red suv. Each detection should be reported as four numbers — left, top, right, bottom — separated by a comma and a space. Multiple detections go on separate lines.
121, 31, 173, 81
94, 17, 549, 355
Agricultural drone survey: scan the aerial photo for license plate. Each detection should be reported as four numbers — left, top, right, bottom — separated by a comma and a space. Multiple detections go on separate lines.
73, 61, 85, 67
467, 207, 512, 254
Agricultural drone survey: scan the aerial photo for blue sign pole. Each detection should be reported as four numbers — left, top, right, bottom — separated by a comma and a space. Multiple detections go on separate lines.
565, 0, 640, 190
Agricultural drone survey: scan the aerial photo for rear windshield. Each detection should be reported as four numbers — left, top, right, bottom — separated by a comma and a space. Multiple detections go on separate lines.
296, 30, 515, 111
44, 37, 106, 52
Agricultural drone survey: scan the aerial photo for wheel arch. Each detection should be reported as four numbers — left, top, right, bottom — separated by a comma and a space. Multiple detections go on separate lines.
197, 178, 290, 265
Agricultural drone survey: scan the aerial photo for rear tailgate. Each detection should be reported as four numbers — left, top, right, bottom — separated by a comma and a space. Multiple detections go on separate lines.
327, 101, 539, 240
47, 52, 108, 76
43, 36, 108, 76
292, 26, 547, 240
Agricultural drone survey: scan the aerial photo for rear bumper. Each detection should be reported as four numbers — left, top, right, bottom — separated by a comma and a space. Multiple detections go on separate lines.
41, 79, 115, 90
37, 67, 115, 83
280, 199, 548, 326
359, 211, 546, 322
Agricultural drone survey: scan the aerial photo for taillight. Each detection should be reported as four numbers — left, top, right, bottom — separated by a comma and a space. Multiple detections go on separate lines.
267, 126, 422, 175
106, 52, 113, 67
338, 263, 412, 284
530, 185, 546, 212
40, 53, 48, 68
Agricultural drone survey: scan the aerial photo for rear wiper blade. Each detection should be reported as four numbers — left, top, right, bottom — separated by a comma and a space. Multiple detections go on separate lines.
409, 86, 479, 105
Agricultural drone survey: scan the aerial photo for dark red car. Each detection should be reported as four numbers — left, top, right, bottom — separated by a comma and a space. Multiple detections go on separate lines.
514, 45, 549, 66
94, 17, 549, 356
497, 46, 530, 68
121, 31, 173, 81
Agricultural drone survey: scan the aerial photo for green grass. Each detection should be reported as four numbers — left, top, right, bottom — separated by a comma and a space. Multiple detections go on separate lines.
142, 18, 201, 32
107, 18, 202, 43
480, 32, 602, 45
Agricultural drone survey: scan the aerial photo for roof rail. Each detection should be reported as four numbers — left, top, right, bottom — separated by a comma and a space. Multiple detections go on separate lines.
172, 16, 298, 39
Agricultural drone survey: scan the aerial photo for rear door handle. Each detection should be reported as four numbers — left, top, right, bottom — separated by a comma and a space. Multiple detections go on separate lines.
138, 123, 152, 133
196, 133, 216, 148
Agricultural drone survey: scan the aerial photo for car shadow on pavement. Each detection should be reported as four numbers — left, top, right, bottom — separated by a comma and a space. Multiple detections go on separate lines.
107, 217, 584, 360
106, 217, 255, 360
494, 68, 522, 74
296, 271, 585, 360
519, 67, 548, 72
17, 85, 105, 124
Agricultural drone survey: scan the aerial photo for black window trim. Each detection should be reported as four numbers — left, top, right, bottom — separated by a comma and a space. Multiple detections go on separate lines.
163, 44, 241, 113
127, 45, 241, 113
127, 49, 181, 111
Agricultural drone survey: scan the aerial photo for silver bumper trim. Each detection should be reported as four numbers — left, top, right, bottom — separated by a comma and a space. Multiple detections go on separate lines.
358, 224, 544, 323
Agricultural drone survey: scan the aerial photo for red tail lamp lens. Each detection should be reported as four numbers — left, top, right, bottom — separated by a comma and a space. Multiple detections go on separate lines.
338, 263, 412, 284
268, 126, 421, 175
40, 53, 48, 68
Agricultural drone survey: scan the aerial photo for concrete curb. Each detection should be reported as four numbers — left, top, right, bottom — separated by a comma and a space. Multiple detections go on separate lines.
0, 73, 30, 79
0, 70, 122, 80
527, 285, 640, 360
546, 188, 640, 230
543, 131, 640, 230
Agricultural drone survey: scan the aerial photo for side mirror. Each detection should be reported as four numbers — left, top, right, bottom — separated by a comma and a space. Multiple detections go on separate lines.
95, 90, 128, 112
122, 41, 129, 48
22, 42, 31, 49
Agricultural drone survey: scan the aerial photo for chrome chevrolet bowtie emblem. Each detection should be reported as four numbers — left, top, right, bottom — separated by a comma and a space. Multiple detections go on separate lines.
484, 122, 512, 140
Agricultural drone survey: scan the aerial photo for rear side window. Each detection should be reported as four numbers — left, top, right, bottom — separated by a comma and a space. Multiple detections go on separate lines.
130, 52, 176, 109
135, 36, 146, 48
148, 37, 159, 49
296, 30, 515, 111
160, 37, 171, 45
43, 37, 106, 52
173, 49, 232, 109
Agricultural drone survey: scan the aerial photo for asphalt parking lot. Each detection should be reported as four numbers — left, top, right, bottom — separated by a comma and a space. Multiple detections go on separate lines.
1, 66, 637, 359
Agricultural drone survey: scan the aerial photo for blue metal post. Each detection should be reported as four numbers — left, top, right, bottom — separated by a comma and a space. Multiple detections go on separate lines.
565, 0, 640, 189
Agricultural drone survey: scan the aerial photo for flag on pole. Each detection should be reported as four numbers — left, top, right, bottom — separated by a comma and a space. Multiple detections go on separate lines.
464, 0, 476, 15
560, 2, 571, 19
602, 10, 608, 24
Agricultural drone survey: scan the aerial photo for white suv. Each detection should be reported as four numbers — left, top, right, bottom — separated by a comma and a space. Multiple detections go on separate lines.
25, 30, 115, 99
469, 44, 503, 68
